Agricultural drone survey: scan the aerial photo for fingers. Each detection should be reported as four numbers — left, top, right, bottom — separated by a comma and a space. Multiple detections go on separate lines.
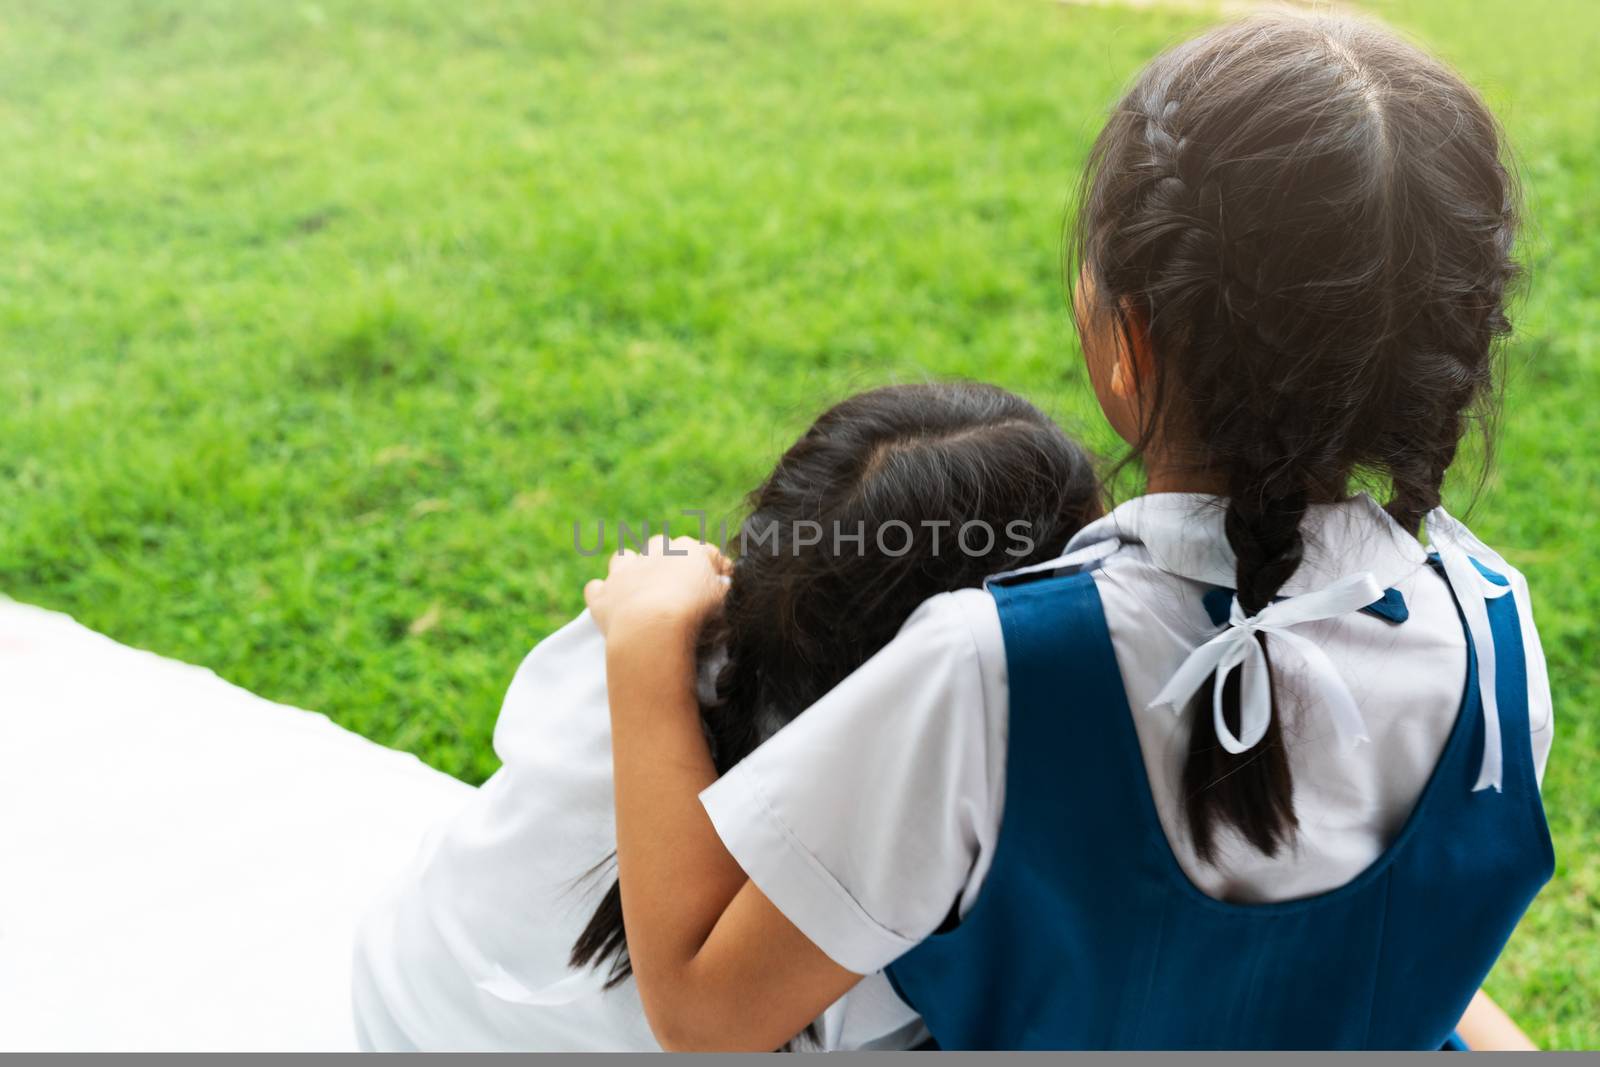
587, 535, 731, 635
599, 538, 712, 584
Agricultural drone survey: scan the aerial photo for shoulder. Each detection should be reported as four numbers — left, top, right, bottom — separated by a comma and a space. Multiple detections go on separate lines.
988, 539, 1184, 642
493, 609, 610, 763
903, 585, 998, 644
502, 609, 606, 692
837, 586, 1008, 706
783, 585, 1005, 736
907, 586, 1003, 662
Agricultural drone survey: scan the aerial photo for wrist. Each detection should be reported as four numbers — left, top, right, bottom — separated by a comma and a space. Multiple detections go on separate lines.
606, 599, 705, 650
605, 617, 705, 728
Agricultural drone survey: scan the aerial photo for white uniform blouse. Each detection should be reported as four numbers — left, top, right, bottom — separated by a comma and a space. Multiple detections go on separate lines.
352, 612, 926, 1051
699, 494, 1555, 977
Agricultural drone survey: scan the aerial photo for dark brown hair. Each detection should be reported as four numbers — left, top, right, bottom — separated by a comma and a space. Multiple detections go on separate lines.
1070, 15, 1520, 862
570, 382, 1103, 1035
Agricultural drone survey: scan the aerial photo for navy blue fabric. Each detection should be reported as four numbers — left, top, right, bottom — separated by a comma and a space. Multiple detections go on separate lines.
886, 562, 1553, 1050
1201, 585, 1410, 626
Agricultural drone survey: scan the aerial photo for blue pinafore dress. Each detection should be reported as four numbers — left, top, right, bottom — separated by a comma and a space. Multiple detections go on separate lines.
884, 553, 1553, 1050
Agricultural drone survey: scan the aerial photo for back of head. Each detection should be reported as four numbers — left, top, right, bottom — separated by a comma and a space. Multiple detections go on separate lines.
1071, 14, 1521, 860
702, 381, 1103, 770
572, 381, 1102, 994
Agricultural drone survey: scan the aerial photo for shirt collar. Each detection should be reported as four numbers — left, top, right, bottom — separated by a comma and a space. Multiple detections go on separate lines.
1065, 492, 1430, 594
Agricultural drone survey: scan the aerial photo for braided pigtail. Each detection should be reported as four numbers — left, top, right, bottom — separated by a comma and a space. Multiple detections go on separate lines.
1384, 422, 1458, 536
1128, 86, 1314, 861
1183, 484, 1308, 862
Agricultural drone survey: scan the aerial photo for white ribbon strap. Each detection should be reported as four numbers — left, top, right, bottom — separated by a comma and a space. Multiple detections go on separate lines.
1427, 507, 1507, 792
982, 537, 1120, 589
1148, 571, 1384, 755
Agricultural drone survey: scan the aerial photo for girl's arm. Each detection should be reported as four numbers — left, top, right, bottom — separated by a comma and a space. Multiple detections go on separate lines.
1456, 990, 1538, 1051
586, 537, 861, 1051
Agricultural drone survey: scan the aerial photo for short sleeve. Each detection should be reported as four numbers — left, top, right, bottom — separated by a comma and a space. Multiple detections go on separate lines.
698, 590, 1006, 976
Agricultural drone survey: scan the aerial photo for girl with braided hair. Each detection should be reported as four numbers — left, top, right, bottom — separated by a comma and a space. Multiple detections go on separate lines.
585, 13, 1556, 1051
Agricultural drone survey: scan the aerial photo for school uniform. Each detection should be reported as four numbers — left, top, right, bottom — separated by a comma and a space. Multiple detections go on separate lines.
351, 611, 927, 1051
701, 493, 1555, 1050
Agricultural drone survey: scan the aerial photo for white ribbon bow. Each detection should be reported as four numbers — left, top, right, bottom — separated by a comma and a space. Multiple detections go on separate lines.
1148, 571, 1384, 755
1427, 507, 1510, 793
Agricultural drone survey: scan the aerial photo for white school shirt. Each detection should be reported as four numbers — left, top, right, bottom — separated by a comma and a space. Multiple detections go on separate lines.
699, 493, 1555, 977
351, 611, 927, 1052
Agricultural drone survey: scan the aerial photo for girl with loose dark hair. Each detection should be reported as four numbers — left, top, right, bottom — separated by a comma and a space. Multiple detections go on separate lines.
352, 382, 1102, 1050
569, 381, 1101, 1001
586, 14, 1555, 1051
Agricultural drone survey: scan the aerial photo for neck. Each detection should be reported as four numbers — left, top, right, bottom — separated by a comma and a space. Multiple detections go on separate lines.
1141, 452, 1350, 504
1142, 450, 1228, 496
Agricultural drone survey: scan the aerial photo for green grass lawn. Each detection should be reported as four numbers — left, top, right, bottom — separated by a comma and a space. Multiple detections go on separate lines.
1, 0, 1595, 1046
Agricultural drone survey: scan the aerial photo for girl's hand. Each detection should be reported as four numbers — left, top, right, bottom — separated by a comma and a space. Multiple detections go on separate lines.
584, 535, 731, 641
